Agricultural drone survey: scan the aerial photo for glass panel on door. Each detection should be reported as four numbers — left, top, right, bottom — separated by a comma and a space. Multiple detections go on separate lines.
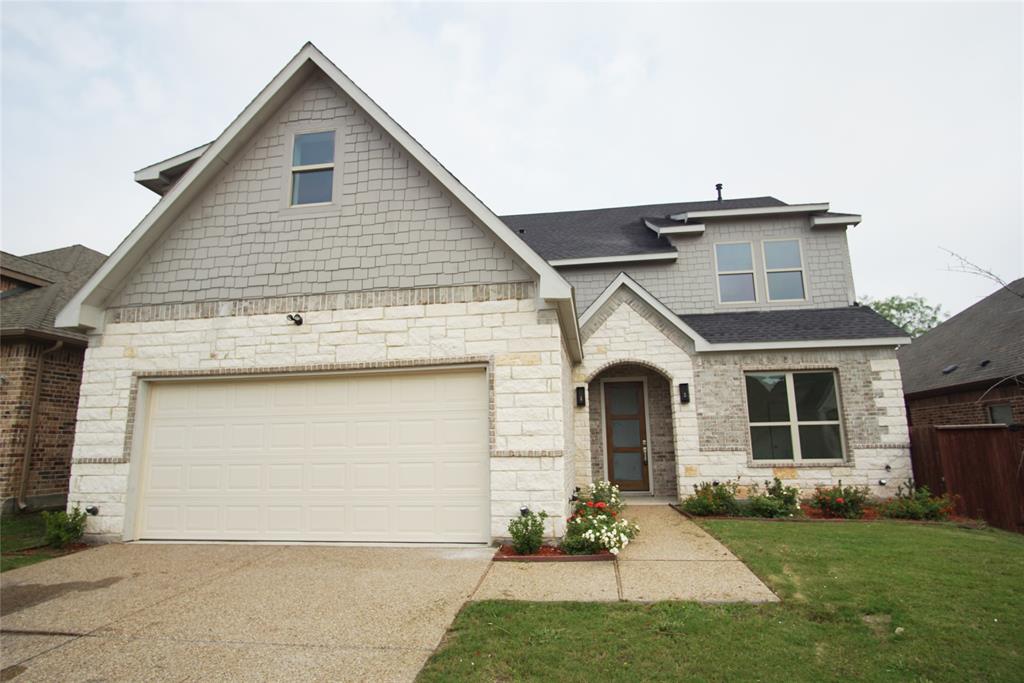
604, 382, 649, 491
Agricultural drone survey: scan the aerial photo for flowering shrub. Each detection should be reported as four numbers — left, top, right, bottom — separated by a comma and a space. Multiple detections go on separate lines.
507, 509, 548, 555
680, 481, 739, 516
561, 482, 638, 555
880, 480, 954, 521
811, 481, 870, 519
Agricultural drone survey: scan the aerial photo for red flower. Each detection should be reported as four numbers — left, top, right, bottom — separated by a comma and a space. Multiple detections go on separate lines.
836, 497, 845, 504
586, 501, 594, 507
596, 502, 607, 509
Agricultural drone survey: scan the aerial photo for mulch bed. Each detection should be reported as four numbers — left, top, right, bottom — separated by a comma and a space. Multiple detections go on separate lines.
3, 542, 89, 559
492, 544, 615, 562
671, 503, 985, 529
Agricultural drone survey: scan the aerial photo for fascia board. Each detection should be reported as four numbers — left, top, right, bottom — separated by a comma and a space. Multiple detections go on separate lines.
669, 203, 830, 221
811, 214, 862, 227
550, 252, 678, 267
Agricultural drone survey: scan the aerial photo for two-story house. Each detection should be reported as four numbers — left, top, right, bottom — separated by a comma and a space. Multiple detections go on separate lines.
55, 44, 911, 544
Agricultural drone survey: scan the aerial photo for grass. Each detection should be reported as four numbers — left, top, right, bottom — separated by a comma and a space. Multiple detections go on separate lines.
419, 521, 1024, 682
1, 511, 63, 572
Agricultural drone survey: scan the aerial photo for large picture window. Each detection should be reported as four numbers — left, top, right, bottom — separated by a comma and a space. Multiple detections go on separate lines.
715, 242, 756, 303
291, 131, 335, 205
745, 371, 844, 461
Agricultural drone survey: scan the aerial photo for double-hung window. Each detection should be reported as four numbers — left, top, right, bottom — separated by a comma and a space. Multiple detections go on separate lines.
745, 371, 844, 461
291, 131, 335, 205
715, 242, 756, 303
763, 239, 805, 300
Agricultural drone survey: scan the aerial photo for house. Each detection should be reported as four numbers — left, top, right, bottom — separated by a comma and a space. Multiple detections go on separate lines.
1, 245, 107, 512
898, 278, 1024, 427
55, 43, 912, 544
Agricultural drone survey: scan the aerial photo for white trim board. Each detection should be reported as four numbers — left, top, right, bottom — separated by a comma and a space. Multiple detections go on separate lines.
643, 219, 705, 236
579, 273, 911, 352
549, 252, 678, 267
811, 214, 862, 228
669, 203, 830, 222
56, 42, 577, 343
134, 143, 211, 191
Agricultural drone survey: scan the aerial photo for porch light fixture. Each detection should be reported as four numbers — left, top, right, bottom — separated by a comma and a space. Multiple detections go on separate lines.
678, 383, 690, 404
286, 313, 303, 326
575, 386, 587, 407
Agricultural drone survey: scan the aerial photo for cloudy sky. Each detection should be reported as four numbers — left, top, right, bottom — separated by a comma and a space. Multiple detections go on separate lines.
1, 1, 1020, 315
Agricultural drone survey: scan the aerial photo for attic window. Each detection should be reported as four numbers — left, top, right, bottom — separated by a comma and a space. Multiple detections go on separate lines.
291, 131, 335, 205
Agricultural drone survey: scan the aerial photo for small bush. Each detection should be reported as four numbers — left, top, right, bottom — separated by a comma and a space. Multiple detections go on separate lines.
880, 480, 953, 521
741, 478, 802, 518
41, 506, 87, 548
507, 509, 548, 555
681, 481, 739, 516
811, 481, 870, 519
562, 481, 639, 555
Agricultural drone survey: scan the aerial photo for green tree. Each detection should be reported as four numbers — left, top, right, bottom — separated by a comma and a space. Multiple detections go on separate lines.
861, 295, 945, 337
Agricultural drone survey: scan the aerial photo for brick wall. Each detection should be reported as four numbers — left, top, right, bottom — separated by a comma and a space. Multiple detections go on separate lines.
109, 75, 530, 308
1, 340, 85, 509
560, 216, 855, 312
907, 384, 1024, 426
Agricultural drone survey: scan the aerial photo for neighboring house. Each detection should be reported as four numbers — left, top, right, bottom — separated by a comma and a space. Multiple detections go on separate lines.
55, 43, 912, 544
898, 278, 1024, 427
1, 245, 107, 512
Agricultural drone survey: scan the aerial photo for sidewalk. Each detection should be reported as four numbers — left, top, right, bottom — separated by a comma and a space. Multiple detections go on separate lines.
472, 505, 778, 603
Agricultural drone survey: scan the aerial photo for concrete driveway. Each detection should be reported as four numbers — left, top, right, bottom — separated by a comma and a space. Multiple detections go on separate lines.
1, 543, 492, 682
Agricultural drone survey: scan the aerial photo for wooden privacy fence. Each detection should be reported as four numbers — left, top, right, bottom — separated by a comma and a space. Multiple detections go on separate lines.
909, 425, 1024, 533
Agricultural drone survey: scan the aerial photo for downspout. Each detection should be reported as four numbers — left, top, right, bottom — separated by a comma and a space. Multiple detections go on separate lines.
17, 340, 63, 511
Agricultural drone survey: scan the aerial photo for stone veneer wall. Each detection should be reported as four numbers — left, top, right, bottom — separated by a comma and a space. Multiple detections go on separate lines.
1, 340, 86, 511
689, 349, 911, 496
68, 285, 574, 541
572, 289, 699, 499
586, 365, 677, 497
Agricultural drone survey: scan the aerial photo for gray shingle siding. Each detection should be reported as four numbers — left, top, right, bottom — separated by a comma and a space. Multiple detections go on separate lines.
109, 75, 532, 308
562, 215, 856, 313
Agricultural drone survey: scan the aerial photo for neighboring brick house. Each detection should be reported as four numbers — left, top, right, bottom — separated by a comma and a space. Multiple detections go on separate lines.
1, 245, 107, 512
898, 278, 1024, 427
55, 43, 912, 543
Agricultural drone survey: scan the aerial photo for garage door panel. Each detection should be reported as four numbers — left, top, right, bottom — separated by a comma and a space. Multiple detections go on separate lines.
138, 369, 489, 542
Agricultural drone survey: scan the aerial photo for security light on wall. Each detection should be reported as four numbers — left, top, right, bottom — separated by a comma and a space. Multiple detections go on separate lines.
576, 386, 587, 407
678, 383, 690, 404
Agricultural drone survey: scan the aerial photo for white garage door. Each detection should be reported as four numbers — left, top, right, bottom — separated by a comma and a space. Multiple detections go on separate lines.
135, 369, 490, 543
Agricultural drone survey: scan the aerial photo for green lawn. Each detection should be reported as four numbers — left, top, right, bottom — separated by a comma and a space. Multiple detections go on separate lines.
419, 521, 1024, 682
1, 512, 63, 572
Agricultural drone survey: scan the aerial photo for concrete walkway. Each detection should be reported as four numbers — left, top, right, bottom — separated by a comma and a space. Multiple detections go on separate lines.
473, 505, 778, 603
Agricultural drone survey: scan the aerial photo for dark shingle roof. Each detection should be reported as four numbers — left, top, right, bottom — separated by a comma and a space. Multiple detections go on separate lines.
1, 245, 107, 343
500, 197, 787, 261
898, 278, 1024, 396
679, 306, 908, 344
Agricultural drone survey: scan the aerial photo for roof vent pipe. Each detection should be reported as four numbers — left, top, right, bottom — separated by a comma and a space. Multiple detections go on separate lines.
715, 183, 723, 201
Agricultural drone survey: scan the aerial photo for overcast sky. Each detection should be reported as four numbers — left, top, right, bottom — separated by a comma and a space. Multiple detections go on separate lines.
1, 1, 1020, 316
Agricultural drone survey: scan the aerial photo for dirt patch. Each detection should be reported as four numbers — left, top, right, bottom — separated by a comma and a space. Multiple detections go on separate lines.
862, 613, 893, 638
492, 545, 614, 562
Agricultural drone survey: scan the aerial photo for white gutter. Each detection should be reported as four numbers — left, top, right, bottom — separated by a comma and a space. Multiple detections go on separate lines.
549, 252, 678, 267
669, 203, 830, 222
811, 214, 862, 228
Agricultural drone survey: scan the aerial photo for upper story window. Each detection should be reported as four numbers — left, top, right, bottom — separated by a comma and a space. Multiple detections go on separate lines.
764, 239, 805, 300
745, 371, 844, 461
988, 403, 1013, 424
715, 242, 756, 303
291, 131, 335, 205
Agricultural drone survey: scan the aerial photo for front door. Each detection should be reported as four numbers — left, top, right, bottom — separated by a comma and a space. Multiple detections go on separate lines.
603, 381, 650, 491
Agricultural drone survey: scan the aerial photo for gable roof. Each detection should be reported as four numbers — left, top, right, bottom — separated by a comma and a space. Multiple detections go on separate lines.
680, 306, 909, 345
55, 42, 575, 337
579, 273, 910, 352
898, 278, 1024, 396
502, 197, 785, 261
1, 245, 107, 343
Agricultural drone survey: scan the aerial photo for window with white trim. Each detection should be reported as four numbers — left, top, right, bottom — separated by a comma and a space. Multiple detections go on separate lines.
745, 371, 844, 461
715, 242, 756, 303
988, 403, 1013, 425
291, 131, 335, 205
763, 239, 805, 300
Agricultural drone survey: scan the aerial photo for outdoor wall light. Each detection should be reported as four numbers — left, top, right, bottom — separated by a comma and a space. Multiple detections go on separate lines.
678, 383, 690, 404
286, 313, 303, 326
884, 464, 892, 472
85, 506, 99, 516
575, 386, 586, 407
519, 505, 531, 517
878, 480, 888, 486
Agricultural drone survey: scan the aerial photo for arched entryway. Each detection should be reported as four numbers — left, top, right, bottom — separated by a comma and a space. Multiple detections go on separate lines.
586, 363, 678, 497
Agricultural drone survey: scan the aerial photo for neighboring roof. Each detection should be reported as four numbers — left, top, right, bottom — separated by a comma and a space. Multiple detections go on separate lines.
501, 197, 786, 261
56, 42, 578, 357
679, 306, 910, 345
580, 273, 910, 352
898, 278, 1024, 396
1, 246, 107, 343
